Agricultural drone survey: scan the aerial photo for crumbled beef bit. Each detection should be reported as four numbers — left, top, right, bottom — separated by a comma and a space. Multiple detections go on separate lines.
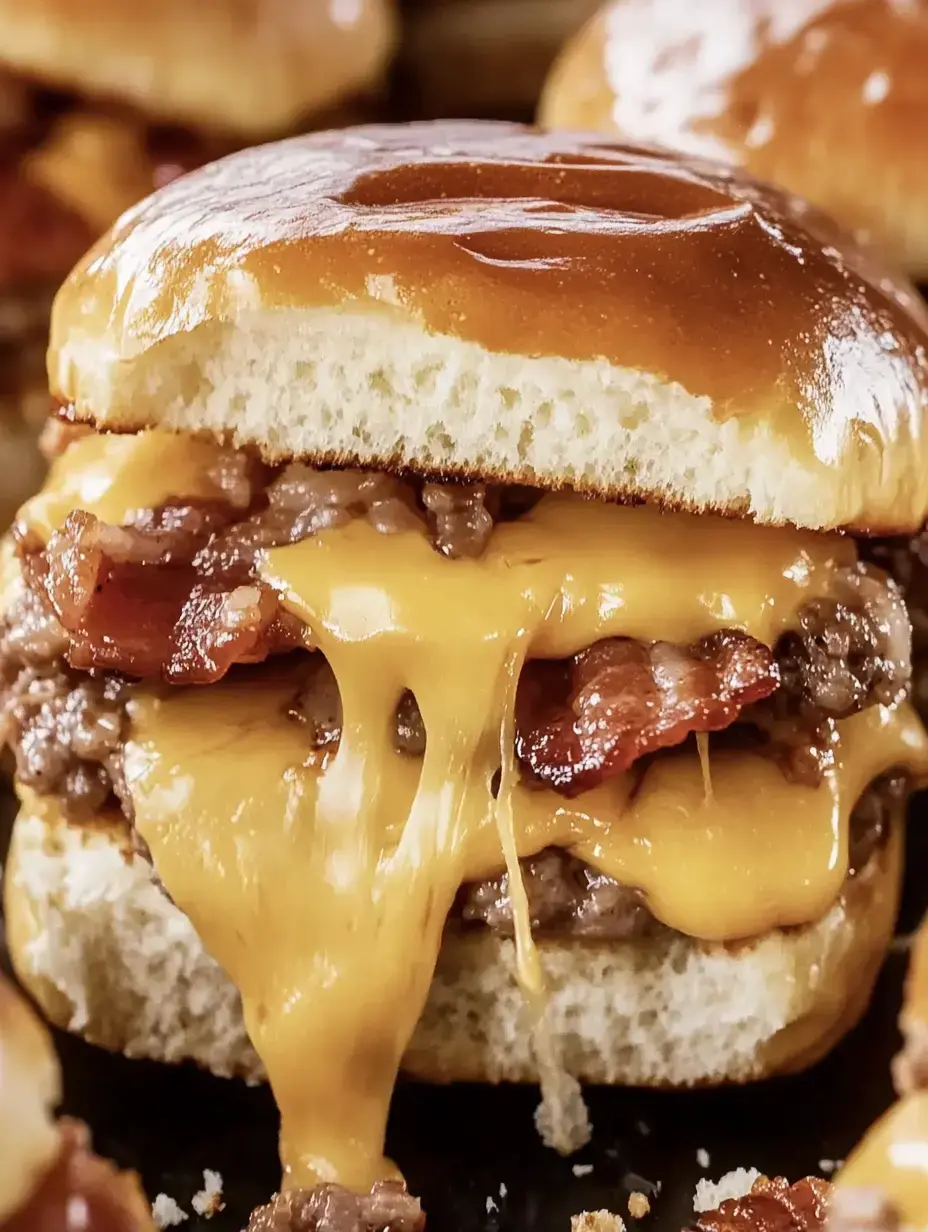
864, 533, 928, 653
692, 1176, 831, 1232
455, 847, 661, 940
246, 1182, 423, 1232
422, 481, 494, 558
394, 690, 426, 754
826, 1188, 900, 1232
515, 631, 780, 796
775, 565, 911, 721
4, 1118, 155, 1232
0, 657, 127, 820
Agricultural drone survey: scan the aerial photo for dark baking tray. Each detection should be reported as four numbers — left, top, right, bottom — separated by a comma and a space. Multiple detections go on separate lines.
2, 783, 925, 1232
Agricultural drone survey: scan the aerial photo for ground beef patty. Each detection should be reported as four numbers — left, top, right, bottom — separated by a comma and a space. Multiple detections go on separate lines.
246, 1182, 423, 1232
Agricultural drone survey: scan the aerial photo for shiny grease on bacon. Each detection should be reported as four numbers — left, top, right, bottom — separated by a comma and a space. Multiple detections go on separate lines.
4, 453, 914, 807
692, 1177, 831, 1232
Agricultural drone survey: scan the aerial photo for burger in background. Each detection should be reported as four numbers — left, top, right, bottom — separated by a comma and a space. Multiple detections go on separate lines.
830, 920, 928, 1231
397, 0, 598, 120
0, 970, 155, 1231
0, 0, 396, 525
539, 0, 928, 279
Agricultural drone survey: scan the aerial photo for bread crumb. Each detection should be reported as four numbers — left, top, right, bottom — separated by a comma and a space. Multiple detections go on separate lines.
152, 1195, 189, 1228
693, 1169, 761, 1213
571, 1212, 625, 1232
696, 1149, 710, 1169
499, 1183, 508, 1198
573, 1164, 594, 1178
818, 1159, 843, 1174
634, 1121, 650, 1137
486, 1196, 498, 1214
191, 1170, 225, 1218
628, 1192, 650, 1219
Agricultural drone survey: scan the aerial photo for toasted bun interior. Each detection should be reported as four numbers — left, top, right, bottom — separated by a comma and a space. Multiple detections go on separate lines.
539, 0, 928, 279
0, 0, 396, 135
2, 796, 903, 1092
49, 121, 928, 534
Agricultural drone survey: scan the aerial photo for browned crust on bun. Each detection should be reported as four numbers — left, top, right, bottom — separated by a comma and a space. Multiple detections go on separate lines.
47, 121, 928, 535
539, 0, 928, 279
0, 0, 397, 135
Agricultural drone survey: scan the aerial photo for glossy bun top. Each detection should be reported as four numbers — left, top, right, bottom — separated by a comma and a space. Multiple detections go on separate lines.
49, 121, 928, 532
540, 0, 928, 278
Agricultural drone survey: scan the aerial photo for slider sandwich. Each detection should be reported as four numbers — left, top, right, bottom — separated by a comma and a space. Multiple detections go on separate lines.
829, 919, 928, 1232
0, 0, 396, 524
3, 120, 928, 1222
0, 971, 154, 1231
539, 0, 928, 278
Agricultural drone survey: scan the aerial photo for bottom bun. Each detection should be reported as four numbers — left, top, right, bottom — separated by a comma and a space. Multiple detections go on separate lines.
2, 795, 903, 1089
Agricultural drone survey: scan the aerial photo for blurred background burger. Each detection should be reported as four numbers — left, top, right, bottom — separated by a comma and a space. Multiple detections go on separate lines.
0, 0, 397, 525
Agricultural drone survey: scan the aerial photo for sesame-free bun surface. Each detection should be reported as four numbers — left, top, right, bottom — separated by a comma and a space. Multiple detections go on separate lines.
0, 0, 396, 135
49, 121, 928, 534
2, 794, 903, 1090
539, 0, 928, 279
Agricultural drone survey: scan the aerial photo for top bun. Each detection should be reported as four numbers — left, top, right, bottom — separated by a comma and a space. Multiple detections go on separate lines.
0, 0, 396, 135
49, 120, 928, 534
539, 0, 928, 279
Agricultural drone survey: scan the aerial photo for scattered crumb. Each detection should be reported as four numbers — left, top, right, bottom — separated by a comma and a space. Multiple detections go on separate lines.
191, 1170, 225, 1218
573, 1164, 595, 1178
152, 1195, 189, 1229
697, 1149, 710, 1170
628, 1192, 650, 1219
571, 1213, 625, 1232
693, 1169, 762, 1213
499, 1183, 508, 1198
818, 1159, 843, 1175
622, 1173, 659, 1197
635, 1121, 651, 1137
486, 1196, 498, 1214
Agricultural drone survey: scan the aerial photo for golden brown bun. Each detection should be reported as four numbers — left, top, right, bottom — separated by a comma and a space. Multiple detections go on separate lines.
0, 973, 61, 1223
539, 0, 928, 279
0, 0, 396, 135
2, 794, 903, 1090
49, 120, 928, 534
399, 0, 599, 117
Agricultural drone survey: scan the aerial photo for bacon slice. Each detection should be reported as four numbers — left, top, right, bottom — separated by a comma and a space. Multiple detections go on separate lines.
692, 1177, 831, 1232
516, 631, 780, 796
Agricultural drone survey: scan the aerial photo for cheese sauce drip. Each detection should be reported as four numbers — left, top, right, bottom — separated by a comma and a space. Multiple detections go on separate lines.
837, 1094, 928, 1227
18, 431, 928, 1195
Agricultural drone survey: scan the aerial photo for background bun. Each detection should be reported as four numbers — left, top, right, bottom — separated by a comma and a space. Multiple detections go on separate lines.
0, 0, 396, 135
0, 970, 61, 1223
3, 795, 904, 1091
49, 121, 928, 534
539, 0, 928, 279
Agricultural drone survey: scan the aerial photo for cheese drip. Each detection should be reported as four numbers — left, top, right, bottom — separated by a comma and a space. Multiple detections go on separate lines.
26, 430, 928, 1195
121, 507, 928, 1196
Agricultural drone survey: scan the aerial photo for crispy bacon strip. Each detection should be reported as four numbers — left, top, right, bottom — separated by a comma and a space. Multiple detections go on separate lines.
693, 1177, 831, 1232
516, 631, 780, 796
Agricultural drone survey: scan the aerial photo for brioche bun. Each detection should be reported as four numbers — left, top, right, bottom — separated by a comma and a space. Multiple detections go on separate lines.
539, 0, 928, 279
0, 0, 396, 136
2, 793, 903, 1090
49, 121, 928, 534
0, 971, 61, 1224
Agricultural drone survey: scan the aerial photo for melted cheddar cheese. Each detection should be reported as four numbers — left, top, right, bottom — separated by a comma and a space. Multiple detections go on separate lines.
17, 430, 928, 1193
838, 1094, 928, 1227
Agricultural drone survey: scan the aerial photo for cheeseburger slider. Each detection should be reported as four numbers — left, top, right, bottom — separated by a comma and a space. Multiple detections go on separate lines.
3, 121, 928, 1216
539, 0, 928, 279
829, 919, 928, 1232
0, 971, 154, 1231
0, 0, 396, 525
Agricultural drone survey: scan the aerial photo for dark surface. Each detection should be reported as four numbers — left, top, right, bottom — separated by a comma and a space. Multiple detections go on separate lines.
1, 783, 926, 1232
